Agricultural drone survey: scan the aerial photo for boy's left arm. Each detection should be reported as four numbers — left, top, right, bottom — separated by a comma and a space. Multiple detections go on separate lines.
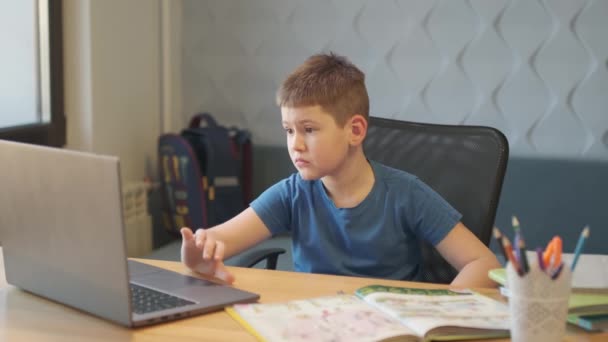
435, 222, 501, 288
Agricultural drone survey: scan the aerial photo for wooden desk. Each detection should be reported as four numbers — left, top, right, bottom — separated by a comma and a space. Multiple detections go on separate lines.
1, 251, 605, 341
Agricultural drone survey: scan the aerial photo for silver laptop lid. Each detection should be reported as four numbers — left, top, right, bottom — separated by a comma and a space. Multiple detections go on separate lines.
0, 140, 132, 326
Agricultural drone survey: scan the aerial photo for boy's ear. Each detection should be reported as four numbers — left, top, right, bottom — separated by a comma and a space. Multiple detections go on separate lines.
348, 114, 368, 146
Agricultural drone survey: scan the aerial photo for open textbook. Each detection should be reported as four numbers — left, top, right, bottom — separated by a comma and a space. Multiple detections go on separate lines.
226, 285, 510, 342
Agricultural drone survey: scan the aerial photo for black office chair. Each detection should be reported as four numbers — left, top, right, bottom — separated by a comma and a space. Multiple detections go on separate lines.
364, 117, 509, 284
215, 117, 508, 276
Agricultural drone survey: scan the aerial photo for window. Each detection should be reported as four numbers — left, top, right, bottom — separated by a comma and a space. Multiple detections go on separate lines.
0, 0, 65, 146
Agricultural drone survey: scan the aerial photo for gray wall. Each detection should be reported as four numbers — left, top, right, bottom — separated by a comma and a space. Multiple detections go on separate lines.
180, 0, 608, 160
149, 1, 608, 255
63, 0, 161, 183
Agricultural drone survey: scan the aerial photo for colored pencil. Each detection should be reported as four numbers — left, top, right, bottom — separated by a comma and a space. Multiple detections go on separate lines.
512, 216, 529, 274
571, 226, 590, 271
502, 236, 523, 276
493, 227, 508, 266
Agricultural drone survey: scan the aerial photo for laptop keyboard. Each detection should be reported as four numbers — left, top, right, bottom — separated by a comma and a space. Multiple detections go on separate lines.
130, 283, 195, 315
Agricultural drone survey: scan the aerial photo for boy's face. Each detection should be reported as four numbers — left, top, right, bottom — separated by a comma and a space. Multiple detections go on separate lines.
281, 105, 351, 180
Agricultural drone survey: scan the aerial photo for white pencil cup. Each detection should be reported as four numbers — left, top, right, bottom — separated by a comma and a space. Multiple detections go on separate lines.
506, 262, 572, 342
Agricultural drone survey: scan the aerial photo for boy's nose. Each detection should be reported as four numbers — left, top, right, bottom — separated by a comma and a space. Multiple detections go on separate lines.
291, 134, 305, 151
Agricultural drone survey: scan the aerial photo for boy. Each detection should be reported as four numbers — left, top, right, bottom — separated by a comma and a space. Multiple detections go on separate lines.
181, 53, 500, 288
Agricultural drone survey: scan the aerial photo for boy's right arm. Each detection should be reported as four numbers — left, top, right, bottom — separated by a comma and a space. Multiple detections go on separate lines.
180, 207, 273, 283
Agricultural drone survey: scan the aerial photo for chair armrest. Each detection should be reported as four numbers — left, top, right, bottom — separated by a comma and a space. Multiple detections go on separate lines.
235, 248, 286, 270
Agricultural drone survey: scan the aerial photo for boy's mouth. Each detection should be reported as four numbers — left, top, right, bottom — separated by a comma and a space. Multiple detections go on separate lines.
294, 158, 309, 167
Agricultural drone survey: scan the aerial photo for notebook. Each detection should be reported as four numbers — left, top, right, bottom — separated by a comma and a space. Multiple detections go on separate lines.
0, 140, 259, 327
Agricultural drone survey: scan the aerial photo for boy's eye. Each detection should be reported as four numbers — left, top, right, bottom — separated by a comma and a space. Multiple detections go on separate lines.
284, 128, 293, 134
304, 127, 314, 133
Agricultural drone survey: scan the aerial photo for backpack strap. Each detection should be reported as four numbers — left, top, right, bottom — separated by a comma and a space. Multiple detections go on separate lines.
189, 112, 218, 128
158, 134, 207, 234
232, 128, 253, 205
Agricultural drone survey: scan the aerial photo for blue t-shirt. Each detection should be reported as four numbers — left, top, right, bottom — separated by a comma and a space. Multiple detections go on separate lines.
250, 161, 462, 281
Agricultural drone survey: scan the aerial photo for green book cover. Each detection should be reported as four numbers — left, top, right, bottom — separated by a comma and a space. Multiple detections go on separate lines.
567, 313, 608, 331
488, 268, 608, 315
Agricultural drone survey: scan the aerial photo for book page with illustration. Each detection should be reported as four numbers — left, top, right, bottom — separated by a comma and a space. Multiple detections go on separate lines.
355, 285, 510, 339
227, 294, 418, 342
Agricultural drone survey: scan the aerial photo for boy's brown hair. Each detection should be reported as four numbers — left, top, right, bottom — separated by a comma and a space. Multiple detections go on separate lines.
276, 52, 369, 126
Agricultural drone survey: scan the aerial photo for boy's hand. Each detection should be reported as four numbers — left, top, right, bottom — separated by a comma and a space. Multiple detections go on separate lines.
180, 227, 235, 284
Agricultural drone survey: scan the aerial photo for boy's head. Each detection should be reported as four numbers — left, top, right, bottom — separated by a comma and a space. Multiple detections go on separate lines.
276, 53, 369, 127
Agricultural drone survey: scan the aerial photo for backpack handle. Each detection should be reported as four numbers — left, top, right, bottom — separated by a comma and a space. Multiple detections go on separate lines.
189, 112, 218, 128
231, 127, 251, 145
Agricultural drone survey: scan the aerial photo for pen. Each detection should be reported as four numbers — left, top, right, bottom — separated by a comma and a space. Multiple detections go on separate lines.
493, 227, 508, 266
551, 236, 563, 268
502, 236, 523, 276
543, 239, 555, 268
536, 247, 545, 271
570, 226, 590, 271
551, 262, 564, 280
544, 236, 562, 270
512, 216, 529, 274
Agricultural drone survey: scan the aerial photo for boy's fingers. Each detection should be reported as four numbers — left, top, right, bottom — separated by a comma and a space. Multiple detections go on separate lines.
191, 260, 216, 276
181, 232, 202, 269
194, 228, 207, 249
214, 261, 235, 284
202, 236, 216, 260
180, 227, 194, 241
180, 228, 231, 284
214, 241, 225, 261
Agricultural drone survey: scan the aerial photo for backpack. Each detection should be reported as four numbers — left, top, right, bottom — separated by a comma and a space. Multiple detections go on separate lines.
158, 113, 252, 234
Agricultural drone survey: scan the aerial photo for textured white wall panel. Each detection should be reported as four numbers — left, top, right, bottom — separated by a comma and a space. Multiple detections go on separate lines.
181, 0, 608, 160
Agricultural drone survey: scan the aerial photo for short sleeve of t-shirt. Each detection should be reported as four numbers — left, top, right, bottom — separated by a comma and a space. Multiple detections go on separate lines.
250, 175, 295, 235
402, 176, 462, 246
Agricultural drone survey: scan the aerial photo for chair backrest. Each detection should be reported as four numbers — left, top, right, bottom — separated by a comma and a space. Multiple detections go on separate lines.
364, 117, 509, 284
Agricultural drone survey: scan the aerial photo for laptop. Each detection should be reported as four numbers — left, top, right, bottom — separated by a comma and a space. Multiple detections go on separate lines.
0, 140, 259, 327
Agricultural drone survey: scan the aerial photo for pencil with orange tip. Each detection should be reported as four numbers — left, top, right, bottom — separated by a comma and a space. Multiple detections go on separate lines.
543, 239, 554, 267
551, 236, 563, 267
543, 236, 562, 270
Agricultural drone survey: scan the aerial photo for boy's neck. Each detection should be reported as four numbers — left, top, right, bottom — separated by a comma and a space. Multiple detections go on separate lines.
321, 150, 374, 209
